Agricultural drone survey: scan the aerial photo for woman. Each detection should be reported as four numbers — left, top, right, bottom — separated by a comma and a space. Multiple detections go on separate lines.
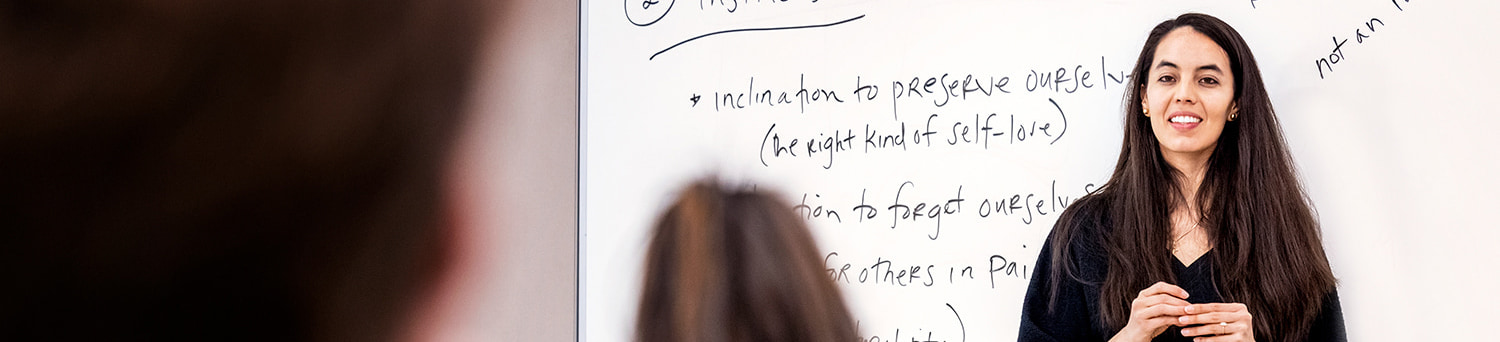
636, 180, 859, 342
1018, 13, 1345, 342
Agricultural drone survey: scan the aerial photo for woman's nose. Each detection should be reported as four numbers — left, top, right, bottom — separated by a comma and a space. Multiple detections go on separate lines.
1173, 83, 1197, 104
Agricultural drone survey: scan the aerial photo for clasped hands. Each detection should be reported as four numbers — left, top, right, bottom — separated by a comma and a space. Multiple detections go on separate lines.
1110, 282, 1254, 342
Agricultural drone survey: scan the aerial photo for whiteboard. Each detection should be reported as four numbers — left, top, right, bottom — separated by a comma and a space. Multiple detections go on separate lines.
581, 1, 1500, 341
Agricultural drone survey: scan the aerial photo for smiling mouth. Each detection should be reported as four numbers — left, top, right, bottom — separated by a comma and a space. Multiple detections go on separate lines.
1167, 113, 1203, 131
1169, 116, 1202, 123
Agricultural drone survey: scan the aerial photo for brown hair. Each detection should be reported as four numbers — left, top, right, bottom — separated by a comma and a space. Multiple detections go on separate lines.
637, 180, 858, 342
1048, 13, 1336, 342
0, 0, 486, 340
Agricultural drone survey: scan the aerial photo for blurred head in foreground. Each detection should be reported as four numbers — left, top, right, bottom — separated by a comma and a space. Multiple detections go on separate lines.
636, 179, 858, 342
0, 0, 487, 340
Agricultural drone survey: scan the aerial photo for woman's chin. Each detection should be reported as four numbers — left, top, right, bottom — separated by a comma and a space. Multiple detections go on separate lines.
1159, 141, 1217, 158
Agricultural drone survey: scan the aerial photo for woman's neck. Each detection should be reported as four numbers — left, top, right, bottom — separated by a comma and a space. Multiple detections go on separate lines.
1163, 150, 1210, 210
1164, 150, 1214, 264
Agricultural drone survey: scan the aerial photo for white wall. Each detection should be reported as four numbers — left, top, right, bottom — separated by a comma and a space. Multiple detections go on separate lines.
583, 0, 1500, 341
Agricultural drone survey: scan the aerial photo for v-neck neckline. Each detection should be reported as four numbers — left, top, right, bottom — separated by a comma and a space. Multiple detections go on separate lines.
1173, 249, 1213, 271
1170, 249, 1222, 305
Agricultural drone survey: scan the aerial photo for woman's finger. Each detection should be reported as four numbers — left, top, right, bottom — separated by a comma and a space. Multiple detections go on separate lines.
1141, 316, 1182, 331
1177, 311, 1250, 326
1140, 303, 1188, 319
1187, 333, 1243, 342
1133, 293, 1191, 309
1184, 302, 1247, 314
1137, 282, 1190, 300
1180, 321, 1249, 337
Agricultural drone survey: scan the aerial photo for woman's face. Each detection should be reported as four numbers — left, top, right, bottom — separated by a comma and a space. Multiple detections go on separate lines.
1142, 27, 1237, 162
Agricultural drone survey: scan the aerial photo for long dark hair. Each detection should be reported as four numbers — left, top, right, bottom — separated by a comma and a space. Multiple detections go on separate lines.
636, 180, 858, 342
1048, 13, 1336, 342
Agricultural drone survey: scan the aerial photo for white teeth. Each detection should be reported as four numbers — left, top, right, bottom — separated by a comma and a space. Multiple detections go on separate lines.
1169, 116, 1201, 123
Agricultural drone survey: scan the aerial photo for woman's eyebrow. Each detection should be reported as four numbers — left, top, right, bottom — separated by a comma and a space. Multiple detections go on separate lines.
1156, 60, 1223, 74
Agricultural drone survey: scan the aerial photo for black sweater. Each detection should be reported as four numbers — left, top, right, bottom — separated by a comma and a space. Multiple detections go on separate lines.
1016, 201, 1346, 342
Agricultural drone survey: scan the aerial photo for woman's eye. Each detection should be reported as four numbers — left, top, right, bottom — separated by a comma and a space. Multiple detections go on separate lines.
1157, 75, 1175, 83
1199, 77, 1219, 85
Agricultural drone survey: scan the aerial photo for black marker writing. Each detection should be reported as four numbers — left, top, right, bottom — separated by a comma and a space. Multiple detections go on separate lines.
650, 15, 865, 60
1314, 2, 1412, 79
825, 252, 1024, 289
794, 193, 843, 223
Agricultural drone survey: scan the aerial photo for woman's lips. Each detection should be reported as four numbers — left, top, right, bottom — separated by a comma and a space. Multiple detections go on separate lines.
1168, 112, 1203, 131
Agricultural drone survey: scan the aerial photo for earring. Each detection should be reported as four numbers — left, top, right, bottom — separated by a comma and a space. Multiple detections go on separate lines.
1143, 107, 1150, 117
1229, 111, 1238, 121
